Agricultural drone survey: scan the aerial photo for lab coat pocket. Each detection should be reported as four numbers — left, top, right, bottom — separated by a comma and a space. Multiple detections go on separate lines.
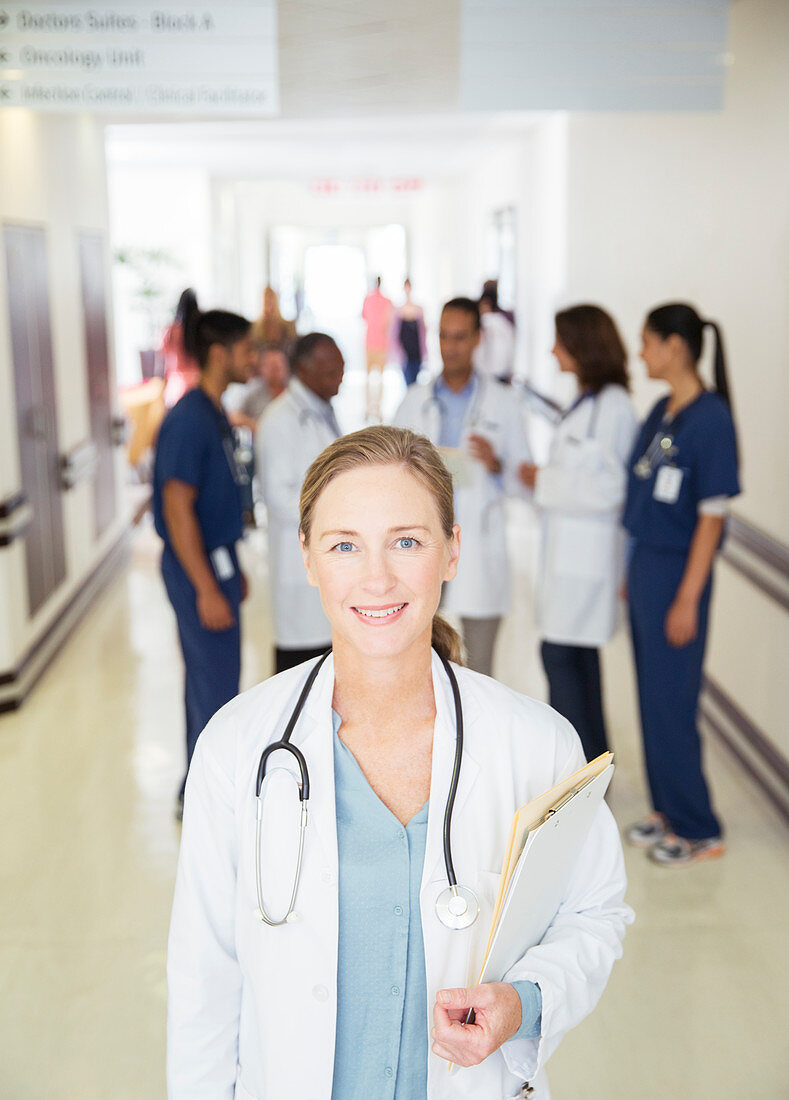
550, 517, 615, 581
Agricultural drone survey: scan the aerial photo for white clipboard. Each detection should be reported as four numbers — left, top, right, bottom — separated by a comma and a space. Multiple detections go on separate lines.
476, 762, 614, 987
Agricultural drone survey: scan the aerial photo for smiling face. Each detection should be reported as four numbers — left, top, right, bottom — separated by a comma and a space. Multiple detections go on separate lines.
301, 463, 460, 662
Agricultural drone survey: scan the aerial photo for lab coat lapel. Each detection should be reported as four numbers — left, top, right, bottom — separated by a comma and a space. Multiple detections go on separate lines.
421, 651, 481, 891
295, 653, 339, 882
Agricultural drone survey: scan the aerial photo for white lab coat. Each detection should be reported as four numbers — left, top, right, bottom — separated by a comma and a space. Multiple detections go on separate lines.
256, 378, 338, 648
394, 374, 532, 618
168, 651, 633, 1100
473, 311, 516, 380
534, 384, 638, 647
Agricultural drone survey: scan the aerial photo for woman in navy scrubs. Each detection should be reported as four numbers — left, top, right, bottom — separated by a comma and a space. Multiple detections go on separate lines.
623, 303, 740, 866
153, 293, 256, 817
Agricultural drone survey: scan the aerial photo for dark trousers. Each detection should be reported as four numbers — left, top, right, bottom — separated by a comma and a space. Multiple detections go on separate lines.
275, 645, 330, 674
540, 641, 608, 762
161, 546, 241, 798
403, 359, 421, 386
628, 543, 720, 840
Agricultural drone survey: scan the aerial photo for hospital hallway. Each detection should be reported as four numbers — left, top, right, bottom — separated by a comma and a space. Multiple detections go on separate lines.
0, 504, 786, 1100
2, 1, 789, 1096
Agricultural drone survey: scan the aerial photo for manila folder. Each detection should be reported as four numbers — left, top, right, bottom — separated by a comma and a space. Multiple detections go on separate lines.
476, 762, 614, 986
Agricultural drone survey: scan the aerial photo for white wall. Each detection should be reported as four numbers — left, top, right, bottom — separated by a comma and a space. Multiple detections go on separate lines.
0, 110, 127, 675
560, 0, 789, 753
107, 164, 213, 386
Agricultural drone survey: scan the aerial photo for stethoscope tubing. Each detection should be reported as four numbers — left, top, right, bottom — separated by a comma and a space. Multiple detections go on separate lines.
254, 649, 477, 928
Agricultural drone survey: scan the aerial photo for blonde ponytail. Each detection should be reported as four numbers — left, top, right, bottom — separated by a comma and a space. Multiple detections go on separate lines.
431, 614, 463, 665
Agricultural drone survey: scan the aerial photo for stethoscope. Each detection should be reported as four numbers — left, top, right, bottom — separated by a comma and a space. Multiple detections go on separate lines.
426, 372, 488, 434
289, 381, 340, 435
255, 651, 480, 932
633, 402, 690, 480
196, 387, 248, 487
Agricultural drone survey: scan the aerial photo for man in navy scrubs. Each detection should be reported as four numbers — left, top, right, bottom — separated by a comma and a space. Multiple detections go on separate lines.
152, 301, 256, 817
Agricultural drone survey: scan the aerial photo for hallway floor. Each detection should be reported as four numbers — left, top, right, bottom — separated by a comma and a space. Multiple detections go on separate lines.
0, 510, 786, 1099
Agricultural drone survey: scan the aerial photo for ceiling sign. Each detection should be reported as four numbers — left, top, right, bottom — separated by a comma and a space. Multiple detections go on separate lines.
308, 177, 424, 197
0, 2, 279, 114
460, 0, 730, 111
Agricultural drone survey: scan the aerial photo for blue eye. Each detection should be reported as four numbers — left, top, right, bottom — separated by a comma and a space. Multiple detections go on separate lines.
334, 542, 355, 553
395, 537, 419, 549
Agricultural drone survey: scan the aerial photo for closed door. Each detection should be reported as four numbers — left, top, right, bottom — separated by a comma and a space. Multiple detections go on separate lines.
79, 232, 117, 539
4, 224, 67, 615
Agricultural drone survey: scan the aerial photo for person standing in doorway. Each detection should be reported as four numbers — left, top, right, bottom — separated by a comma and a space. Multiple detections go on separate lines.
152, 294, 256, 819
251, 286, 297, 356
394, 297, 532, 676
518, 305, 637, 762
362, 275, 393, 421
624, 303, 740, 866
391, 277, 427, 387
257, 333, 345, 672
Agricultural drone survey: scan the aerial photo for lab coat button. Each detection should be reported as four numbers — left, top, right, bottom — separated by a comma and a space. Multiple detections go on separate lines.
312, 984, 329, 1002
320, 869, 334, 885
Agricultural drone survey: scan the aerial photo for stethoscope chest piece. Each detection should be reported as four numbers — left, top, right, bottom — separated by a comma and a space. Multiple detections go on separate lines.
435, 884, 480, 930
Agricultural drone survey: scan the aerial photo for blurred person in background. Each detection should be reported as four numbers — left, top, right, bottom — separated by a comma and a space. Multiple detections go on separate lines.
251, 285, 298, 356
518, 305, 637, 762
394, 297, 532, 676
152, 293, 256, 818
362, 275, 393, 420
161, 288, 202, 407
257, 333, 345, 672
474, 282, 516, 384
224, 346, 291, 523
391, 277, 427, 387
624, 303, 740, 866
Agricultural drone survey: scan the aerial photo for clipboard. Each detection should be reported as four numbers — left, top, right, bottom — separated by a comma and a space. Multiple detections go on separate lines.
476, 754, 614, 987
445, 753, 614, 1074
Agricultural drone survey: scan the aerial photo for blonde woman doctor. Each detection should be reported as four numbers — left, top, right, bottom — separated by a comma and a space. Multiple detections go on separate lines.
168, 426, 632, 1100
519, 306, 637, 762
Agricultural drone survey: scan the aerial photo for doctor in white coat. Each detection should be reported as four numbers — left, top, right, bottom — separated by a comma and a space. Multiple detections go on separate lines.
394, 297, 532, 676
168, 425, 633, 1100
519, 305, 637, 761
257, 333, 344, 672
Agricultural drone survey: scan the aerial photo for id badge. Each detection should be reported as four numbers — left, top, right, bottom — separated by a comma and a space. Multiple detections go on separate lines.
653, 465, 684, 504
210, 546, 235, 581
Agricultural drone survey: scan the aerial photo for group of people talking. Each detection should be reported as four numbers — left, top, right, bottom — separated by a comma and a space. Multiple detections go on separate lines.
153, 285, 739, 1098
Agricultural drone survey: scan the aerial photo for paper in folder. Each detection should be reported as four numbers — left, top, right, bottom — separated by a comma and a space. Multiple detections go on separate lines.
474, 752, 614, 987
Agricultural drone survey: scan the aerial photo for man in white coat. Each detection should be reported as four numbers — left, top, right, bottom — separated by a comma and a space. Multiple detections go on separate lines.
394, 297, 532, 675
257, 333, 344, 671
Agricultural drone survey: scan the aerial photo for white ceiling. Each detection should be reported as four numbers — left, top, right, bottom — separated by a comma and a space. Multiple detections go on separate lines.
104, 0, 731, 181
105, 111, 542, 181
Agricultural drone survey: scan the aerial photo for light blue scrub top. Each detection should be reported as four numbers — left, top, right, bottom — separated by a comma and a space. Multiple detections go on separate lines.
330, 713, 541, 1100
434, 375, 476, 447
